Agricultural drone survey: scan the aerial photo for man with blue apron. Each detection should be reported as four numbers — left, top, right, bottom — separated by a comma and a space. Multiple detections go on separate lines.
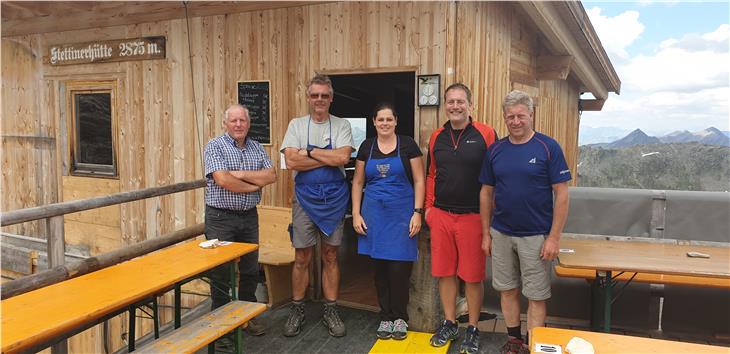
280, 74, 354, 338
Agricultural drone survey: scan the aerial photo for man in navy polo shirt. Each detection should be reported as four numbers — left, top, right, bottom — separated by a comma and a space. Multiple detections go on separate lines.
204, 104, 276, 335
479, 90, 571, 354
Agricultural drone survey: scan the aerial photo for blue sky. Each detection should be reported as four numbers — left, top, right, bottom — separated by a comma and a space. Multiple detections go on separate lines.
579, 1, 729, 143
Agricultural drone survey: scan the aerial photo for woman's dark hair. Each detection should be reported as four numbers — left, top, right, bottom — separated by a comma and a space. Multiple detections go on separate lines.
371, 102, 399, 120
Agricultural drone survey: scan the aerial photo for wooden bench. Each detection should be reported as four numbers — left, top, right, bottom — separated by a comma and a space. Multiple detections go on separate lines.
555, 265, 730, 331
135, 300, 266, 354
258, 206, 295, 309
555, 265, 730, 289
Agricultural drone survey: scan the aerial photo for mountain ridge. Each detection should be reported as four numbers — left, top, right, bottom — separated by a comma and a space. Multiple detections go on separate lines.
581, 126, 730, 148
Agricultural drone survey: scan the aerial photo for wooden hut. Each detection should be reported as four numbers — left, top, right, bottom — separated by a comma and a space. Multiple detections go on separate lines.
2, 1, 619, 351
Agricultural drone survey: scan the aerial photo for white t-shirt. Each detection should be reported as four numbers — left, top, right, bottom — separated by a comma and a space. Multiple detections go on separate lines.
280, 114, 355, 176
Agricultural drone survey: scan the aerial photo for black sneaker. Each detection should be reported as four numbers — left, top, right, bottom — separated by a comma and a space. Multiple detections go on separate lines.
283, 302, 305, 337
429, 319, 458, 347
322, 303, 346, 337
459, 325, 479, 354
376, 320, 393, 339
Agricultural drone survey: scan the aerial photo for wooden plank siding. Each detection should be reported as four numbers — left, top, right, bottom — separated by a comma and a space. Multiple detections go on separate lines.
454, 2, 512, 136
2, 2, 590, 351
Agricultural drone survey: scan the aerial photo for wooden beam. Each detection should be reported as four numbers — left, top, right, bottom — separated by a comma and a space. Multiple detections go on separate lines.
579, 99, 605, 111
1, 1, 327, 37
510, 71, 538, 88
518, 2, 609, 99
1, 179, 205, 227
536, 55, 573, 80
1, 223, 204, 299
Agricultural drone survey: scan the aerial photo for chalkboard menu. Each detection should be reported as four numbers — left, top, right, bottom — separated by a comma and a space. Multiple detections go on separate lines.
237, 81, 271, 144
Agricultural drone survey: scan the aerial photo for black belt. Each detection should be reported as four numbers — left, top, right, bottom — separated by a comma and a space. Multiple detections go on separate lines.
206, 205, 257, 215
436, 206, 479, 214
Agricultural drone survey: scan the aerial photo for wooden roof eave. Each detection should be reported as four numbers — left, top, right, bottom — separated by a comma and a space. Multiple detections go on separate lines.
518, 1, 621, 101
0, 1, 330, 38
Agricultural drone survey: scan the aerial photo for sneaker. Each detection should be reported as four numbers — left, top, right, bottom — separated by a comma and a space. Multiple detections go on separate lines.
392, 319, 408, 340
429, 319, 458, 347
376, 320, 393, 339
283, 302, 305, 337
244, 318, 266, 336
459, 325, 479, 354
322, 303, 347, 337
500, 337, 530, 354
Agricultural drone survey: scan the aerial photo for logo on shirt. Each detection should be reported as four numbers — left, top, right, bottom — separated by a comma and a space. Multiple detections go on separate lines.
465, 140, 477, 144
376, 163, 391, 178
528, 157, 537, 164
560, 169, 570, 175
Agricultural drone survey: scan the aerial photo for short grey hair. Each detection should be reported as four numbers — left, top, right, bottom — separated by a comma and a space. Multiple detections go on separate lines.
502, 90, 534, 113
223, 104, 249, 121
306, 74, 334, 95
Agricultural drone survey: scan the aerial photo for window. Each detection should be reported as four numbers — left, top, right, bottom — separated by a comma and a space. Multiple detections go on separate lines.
68, 84, 117, 176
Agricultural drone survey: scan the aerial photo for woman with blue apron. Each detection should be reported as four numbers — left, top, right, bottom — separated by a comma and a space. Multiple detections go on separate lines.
295, 118, 349, 236
351, 104, 425, 341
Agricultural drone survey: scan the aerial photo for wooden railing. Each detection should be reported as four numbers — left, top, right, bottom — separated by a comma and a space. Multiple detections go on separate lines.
0, 179, 207, 299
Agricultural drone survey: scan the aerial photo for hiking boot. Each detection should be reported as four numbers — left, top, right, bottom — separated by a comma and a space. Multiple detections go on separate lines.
500, 337, 530, 354
459, 325, 479, 354
429, 319, 458, 347
392, 318, 408, 340
245, 318, 266, 336
283, 302, 305, 337
213, 337, 234, 353
322, 303, 347, 337
376, 320, 393, 339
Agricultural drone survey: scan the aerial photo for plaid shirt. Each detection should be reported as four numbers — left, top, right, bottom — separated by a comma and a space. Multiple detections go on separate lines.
204, 133, 273, 210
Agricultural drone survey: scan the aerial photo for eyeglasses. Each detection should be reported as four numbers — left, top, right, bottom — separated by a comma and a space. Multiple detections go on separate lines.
308, 92, 331, 99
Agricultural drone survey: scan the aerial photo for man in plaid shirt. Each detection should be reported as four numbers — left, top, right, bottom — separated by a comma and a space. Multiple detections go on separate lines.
204, 104, 276, 335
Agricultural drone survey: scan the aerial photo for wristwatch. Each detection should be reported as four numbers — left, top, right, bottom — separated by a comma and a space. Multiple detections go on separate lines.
414, 208, 425, 215
306, 146, 314, 158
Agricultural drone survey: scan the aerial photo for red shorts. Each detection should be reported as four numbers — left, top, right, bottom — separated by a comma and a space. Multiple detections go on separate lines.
426, 207, 486, 282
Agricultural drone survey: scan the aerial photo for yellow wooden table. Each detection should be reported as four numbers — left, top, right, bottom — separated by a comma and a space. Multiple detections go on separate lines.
558, 237, 730, 332
1, 241, 258, 354
530, 327, 729, 353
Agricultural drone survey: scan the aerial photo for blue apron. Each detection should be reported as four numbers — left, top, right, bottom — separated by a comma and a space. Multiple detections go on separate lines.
358, 137, 418, 261
294, 118, 349, 236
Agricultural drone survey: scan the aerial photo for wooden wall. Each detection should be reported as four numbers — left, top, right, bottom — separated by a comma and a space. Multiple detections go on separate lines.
1, 37, 59, 239
2, 1, 586, 351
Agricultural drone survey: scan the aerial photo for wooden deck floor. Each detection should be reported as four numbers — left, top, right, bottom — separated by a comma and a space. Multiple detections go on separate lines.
197, 301, 509, 354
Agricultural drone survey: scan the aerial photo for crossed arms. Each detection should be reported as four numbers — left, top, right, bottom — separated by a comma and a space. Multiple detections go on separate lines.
282, 146, 352, 171
212, 168, 276, 193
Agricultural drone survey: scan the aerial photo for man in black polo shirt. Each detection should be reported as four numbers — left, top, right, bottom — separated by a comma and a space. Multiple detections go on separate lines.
425, 83, 497, 354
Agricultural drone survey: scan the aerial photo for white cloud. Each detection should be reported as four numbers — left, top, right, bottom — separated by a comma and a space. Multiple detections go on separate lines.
659, 23, 729, 52
582, 12, 729, 137
637, 0, 680, 7
703, 24, 729, 42
583, 87, 729, 136
586, 7, 645, 60
621, 47, 729, 92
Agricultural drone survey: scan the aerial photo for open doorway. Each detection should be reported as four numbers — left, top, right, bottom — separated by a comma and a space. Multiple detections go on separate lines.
326, 71, 416, 311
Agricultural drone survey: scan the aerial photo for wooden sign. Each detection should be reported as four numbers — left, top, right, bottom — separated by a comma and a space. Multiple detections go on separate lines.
238, 81, 271, 145
48, 36, 166, 66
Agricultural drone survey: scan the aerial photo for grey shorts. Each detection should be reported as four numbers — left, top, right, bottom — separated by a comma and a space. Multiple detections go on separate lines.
291, 196, 344, 248
490, 227, 552, 301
